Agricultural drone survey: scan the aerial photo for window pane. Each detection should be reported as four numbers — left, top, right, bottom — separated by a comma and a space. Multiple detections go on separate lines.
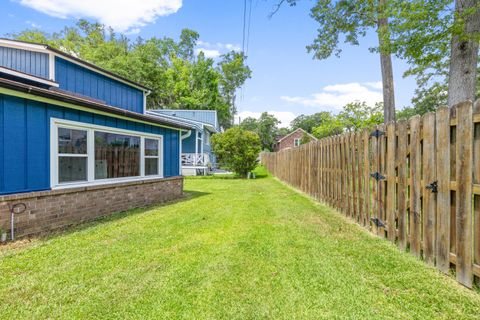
145, 139, 159, 156
94, 131, 140, 179
145, 158, 159, 176
58, 128, 87, 154
59, 157, 87, 183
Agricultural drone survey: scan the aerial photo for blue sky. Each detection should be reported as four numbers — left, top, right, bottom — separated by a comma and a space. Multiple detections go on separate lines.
1, 0, 417, 127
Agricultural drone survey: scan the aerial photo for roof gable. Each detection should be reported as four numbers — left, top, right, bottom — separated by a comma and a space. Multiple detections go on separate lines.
276, 128, 317, 143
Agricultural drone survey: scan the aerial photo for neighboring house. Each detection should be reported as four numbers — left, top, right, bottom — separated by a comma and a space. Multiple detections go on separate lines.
0, 38, 193, 239
148, 110, 220, 176
274, 128, 317, 151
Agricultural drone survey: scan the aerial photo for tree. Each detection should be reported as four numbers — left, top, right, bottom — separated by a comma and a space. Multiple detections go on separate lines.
311, 101, 383, 138
240, 112, 281, 151
337, 101, 383, 131
218, 51, 252, 127
300, 133, 313, 145
274, 0, 396, 122
447, 0, 480, 106
211, 127, 262, 177
387, 0, 479, 109
290, 112, 331, 133
312, 115, 344, 139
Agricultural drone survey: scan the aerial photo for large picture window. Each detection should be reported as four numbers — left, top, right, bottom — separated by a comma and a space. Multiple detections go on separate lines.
51, 119, 164, 188
95, 132, 141, 179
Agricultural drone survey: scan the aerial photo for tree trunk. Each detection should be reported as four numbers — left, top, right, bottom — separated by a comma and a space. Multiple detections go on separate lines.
447, 0, 480, 107
377, 0, 396, 123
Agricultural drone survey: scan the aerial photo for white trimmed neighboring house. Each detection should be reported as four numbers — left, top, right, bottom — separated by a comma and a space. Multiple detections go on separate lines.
148, 110, 220, 176
273, 128, 317, 152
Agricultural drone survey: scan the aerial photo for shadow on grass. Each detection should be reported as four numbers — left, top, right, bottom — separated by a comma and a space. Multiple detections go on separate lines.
185, 166, 270, 180
1, 190, 211, 252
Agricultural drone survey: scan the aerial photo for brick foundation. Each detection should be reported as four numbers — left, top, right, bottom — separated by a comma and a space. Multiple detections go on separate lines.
0, 176, 183, 240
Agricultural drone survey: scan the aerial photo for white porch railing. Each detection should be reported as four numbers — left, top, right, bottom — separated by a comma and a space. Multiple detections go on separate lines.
182, 153, 210, 167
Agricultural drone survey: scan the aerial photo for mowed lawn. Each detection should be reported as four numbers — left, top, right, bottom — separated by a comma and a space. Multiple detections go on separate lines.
1, 167, 480, 319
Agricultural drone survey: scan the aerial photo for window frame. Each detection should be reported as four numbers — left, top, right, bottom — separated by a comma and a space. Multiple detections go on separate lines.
294, 138, 301, 147
50, 118, 164, 190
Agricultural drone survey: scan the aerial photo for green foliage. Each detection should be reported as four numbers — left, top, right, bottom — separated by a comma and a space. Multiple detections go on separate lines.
312, 101, 383, 139
239, 112, 281, 151
387, 0, 479, 110
211, 127, 261, 177
312, 115, 344, 139
300, 133, 312, 145
338, 102, 384, 130
11, 20, 251, 129
290, 112, 331, 133
306, 0, 378, 59
218, 51, 252, 119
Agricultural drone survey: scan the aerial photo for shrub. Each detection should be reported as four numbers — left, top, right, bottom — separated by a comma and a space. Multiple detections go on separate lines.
211, 127, 262, 177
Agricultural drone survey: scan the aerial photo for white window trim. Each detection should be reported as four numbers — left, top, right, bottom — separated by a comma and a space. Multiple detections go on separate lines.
50, 118, 164, 190
294, 138, 301, 147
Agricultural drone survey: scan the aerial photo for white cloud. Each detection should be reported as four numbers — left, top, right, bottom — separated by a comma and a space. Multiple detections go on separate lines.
26, 20, 41, 28
236, 111, 296, 128
281, 82, 383, 111
18, 0, 182, 32
195, 48, 221, 58
364, 81, 383, 90
196, 40, 241, 58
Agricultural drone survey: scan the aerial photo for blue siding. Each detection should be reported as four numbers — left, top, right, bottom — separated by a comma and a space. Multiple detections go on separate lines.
55, 57, 144, 114
182, 130, 197, 153
0, 46, 49, 79
0, 94, 180, 195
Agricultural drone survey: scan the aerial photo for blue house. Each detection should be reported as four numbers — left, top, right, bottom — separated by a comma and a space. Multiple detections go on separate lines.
147, 110, 220, 176
0, 38, 193, 239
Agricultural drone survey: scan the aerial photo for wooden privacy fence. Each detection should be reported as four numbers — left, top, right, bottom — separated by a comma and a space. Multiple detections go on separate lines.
261, 101, 480, 288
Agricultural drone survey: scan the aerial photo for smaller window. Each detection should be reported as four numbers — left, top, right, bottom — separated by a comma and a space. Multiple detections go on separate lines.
58, 128, 88, 183
294, 138, 301, 147
145, 138, 160, 176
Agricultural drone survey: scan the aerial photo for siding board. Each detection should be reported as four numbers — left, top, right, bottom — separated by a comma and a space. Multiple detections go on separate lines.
0, 46, 49, 79
55, 57, 143, 113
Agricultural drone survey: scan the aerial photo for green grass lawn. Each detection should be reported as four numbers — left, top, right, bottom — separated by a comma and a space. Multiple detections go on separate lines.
1, 167, 480, 319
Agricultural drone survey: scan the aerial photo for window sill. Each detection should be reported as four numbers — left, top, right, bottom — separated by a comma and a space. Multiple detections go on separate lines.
52, 175, 168, 191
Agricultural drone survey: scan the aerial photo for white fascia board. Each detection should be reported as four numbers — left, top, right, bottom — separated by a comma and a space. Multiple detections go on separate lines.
0, 66, 59, 87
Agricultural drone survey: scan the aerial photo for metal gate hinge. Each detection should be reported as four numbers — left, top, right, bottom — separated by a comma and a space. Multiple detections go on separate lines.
426, 181, 438, 193
370, 217, 386, 228
370, 129, 385, 138
370, 172, 385, 181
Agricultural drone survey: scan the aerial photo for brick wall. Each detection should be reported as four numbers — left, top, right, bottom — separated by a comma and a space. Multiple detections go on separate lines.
0, 176, 183, 240
275, 130, 305, 151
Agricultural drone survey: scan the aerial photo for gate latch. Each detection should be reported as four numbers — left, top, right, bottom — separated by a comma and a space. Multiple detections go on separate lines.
370, 172, 385, 181
370, 129, 385, 138
426, 181, 438, 193
370, 217, 386, 228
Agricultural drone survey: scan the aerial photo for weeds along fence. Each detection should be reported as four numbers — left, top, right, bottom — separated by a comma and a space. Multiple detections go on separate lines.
261, 101, 480, 288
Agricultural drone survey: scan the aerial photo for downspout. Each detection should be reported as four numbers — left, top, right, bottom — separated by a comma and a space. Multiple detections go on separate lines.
180, 130, 192, 175
143, 90, 151, 114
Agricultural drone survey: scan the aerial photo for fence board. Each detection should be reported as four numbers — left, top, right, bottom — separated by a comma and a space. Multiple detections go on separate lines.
409, 116, 422, 258
436, 107, 451, 273
397, 120, 408, 250
363, 129, 371, 229
455, 101, 473, 288
386, 122, 396, 242
422, 112, 437, 265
